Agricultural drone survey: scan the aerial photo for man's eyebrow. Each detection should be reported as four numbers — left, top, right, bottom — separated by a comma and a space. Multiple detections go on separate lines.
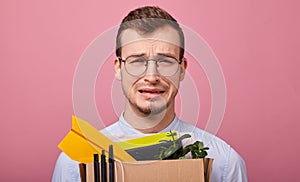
156, 53, 178, 59
126, 53, 178, 59
126, 53, 146, 58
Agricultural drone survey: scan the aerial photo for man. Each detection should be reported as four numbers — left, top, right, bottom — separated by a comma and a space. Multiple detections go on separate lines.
52, 6, 248, 182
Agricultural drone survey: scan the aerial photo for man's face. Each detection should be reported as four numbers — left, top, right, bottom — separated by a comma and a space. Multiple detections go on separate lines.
115, 25, 187, 116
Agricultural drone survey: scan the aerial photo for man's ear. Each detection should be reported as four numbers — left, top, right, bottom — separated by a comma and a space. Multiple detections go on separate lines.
179, 57, 187, 81
114, 58, 121, 80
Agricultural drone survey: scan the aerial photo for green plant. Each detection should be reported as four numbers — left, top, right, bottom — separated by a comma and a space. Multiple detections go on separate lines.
157, 131, 209, 160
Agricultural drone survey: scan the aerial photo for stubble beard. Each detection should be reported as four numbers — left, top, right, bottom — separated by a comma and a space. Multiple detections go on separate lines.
129, 95, 168, 116
122, 77, 179, 117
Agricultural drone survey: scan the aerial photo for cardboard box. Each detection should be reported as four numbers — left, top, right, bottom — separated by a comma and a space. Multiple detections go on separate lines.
80, 158, 213, 182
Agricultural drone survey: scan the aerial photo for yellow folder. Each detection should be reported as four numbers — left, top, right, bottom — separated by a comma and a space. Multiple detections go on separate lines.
58, 116, 135, 163
117, 130, 178, 150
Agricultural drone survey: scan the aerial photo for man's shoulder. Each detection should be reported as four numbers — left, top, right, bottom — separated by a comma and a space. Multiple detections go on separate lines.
100, 122, 122, 139
176, 119, 230, 149
177, 120, 248, 181
100, 122, 120, 134
52, 152, 80, 182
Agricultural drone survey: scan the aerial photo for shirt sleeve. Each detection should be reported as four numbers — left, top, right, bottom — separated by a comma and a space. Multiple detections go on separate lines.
224, 147, 248, 182
52, 152, 81, 182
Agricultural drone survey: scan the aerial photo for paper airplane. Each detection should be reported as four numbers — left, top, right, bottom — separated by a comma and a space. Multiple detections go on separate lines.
58, 116, 135, 163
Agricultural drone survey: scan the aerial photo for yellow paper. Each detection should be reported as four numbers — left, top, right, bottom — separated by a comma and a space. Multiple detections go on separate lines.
58, 116, 135, 163
117, 131, 178, 150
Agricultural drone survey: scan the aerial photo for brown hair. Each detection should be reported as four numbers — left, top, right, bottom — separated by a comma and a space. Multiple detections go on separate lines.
116, 6, 185, 59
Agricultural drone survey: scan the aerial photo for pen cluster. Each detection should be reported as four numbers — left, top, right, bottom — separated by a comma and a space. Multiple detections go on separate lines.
94, 145, 115, 182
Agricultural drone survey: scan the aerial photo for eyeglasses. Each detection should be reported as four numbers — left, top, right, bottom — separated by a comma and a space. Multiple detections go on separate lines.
117, 55, 182, 77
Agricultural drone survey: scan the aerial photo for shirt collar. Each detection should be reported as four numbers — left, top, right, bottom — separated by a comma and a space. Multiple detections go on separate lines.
118, 113, 180, 134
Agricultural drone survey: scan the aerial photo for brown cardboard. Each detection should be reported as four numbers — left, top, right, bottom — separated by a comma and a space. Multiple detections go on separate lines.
83, 158, 213, 182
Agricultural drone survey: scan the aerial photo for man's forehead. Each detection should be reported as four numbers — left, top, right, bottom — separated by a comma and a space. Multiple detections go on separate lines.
120, 25, 181, 48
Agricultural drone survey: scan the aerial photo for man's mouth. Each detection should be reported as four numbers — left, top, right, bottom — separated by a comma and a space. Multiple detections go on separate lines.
138, 89, 165, 94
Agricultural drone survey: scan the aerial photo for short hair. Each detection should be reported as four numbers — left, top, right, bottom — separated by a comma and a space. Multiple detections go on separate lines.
116, 6, 185, 59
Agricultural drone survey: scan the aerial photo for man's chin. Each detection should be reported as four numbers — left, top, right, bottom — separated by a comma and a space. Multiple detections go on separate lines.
128, 96, 169, 116
136, 103, 167, 116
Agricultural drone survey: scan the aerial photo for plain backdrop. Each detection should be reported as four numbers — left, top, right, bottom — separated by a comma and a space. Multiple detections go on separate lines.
1, 0, 299, 181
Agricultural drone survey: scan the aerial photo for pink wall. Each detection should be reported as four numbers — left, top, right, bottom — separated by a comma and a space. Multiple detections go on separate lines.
1, 0, 299, 181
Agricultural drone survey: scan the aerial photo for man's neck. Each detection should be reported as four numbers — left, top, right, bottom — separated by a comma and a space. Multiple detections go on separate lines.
123, 104, 175, 133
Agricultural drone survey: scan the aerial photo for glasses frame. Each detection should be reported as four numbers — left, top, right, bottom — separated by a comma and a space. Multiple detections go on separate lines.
117, 56, 183, 77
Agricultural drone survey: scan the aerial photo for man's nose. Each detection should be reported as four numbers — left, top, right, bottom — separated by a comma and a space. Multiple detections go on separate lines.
143, 60, 160, 83
145, 60, 159, 76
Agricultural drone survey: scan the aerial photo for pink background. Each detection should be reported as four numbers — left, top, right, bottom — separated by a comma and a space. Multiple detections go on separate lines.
1, 0, 299, 181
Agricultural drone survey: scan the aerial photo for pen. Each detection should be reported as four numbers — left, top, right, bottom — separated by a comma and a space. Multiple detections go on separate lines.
109, 145, 115, 182
94, 153, 100, 182
101, 150, 107, 182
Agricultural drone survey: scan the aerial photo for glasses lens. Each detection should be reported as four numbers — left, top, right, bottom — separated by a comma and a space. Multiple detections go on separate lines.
124, 56, 180, 76
125, 57, 147, 76
156, 57, 180, 76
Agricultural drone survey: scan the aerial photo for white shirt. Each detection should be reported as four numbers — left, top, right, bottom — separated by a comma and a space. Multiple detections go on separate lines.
52, 115, 248, 182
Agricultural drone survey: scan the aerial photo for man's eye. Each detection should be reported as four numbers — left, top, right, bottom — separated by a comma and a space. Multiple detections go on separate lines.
128, 58, 146, 65
160, 59, 172, 63
158, 59, 175, 65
